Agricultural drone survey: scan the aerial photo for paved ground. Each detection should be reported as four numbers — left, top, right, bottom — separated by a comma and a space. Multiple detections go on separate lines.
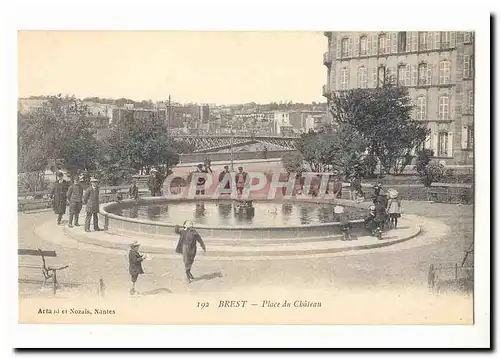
18, 201, 473, 298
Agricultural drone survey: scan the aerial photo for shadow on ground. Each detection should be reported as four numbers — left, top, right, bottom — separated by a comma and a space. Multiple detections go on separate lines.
193, 272, 223, 282
140, 287, 173, 295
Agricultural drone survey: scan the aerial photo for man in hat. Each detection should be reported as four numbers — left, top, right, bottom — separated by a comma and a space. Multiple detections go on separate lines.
147, 168, 162, 197
128, 240, 146, 295
218, 165, 233, 195
129, 179, 140, 201
195, 164, 208, 195
373, 182, 384, 197
175, 220, 206, 283
50, 171, 69, 225
66, 175, 84, 227
204, 157, 213, 173
235, 166, 248, 196
83, 178, 102, 232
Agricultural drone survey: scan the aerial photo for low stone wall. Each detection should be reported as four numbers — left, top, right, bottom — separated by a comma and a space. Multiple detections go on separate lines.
99, 197, 368, 241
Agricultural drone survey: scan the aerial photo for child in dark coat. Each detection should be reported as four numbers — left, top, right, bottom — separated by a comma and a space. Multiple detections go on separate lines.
128, 241, 146, 295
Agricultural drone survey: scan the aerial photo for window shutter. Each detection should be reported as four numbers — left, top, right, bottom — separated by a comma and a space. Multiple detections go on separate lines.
406, 32, 412, 52
432, 131, 438, 154
426, 65, 433, 85
434, 32, 441, 49
411, 32, 418, 52
411, 65, 418, 86
463, 55, 470, 78
450, 31, 456, 48
461, 126, 468, 149
371, 35, 378, 55
391, 32, 397, 53
426, 32, 433, 50
448, 132, 453, 157
348, 37, 353, 57
405, 64, 411, 86
367, 36, 372, 56
424, 133, 431, 149
353, 36, 359, 57
336, 37, 341, 59
371, 68, 378, 88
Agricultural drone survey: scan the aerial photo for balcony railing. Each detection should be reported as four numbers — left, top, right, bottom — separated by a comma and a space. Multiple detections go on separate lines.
323, 52, 331, 66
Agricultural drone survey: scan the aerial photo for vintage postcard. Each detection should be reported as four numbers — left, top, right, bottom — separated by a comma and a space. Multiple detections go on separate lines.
11, 9, 490, 348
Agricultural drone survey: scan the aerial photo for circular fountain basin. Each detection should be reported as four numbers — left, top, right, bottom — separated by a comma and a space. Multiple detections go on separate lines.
100, 197, 369, 241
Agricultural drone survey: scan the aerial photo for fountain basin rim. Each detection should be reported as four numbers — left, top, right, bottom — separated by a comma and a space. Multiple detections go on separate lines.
100, 196, 369, 231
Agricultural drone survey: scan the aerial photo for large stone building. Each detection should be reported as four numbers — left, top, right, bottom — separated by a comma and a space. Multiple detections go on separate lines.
112, 108, 166, 124
323, 31, 474, 165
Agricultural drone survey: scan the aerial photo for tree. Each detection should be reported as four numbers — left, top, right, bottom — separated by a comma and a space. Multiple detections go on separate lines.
18, 95, 101, 177
414, 149, 444, 187
295, 123, 367, 175
329, 77, 429, 176
418, 160, 445, 187
414, 149, 434, 177
282, 152, 305, 175
103, 110, 180, 175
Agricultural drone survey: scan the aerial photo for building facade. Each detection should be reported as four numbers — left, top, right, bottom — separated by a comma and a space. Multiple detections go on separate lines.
272, 111, 291, 135
323, 31, 474, 165
112, 108, 167, 124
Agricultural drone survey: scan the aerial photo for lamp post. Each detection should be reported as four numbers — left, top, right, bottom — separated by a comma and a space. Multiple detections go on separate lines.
230, 125, 234, 171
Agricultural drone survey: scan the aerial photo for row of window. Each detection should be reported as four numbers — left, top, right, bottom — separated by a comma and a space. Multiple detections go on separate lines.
424, 126, 473, 157
338, 32, 473, 59
435, 127, 474, 156
415, 91, 473, 121
339, 56, 473, 90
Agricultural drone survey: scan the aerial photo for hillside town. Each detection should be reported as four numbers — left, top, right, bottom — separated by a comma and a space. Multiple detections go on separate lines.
19, 96, 332, 139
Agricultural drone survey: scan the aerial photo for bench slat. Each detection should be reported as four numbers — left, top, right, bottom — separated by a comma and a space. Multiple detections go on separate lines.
18, 249, 57, 257
19, 264, 45, 269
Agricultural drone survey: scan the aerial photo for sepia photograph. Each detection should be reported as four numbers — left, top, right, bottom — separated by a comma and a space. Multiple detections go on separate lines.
6, 2, 491, 349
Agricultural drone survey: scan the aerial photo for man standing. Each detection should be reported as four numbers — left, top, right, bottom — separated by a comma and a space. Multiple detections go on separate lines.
195, 164, 208, 195
83, 178, 102, 232
175, 220, 206, 283
66, 175, 84, 228
147, 168, 163, 197
129, 179, 140, 200
235, 166, 248, 197
218, 165, 233, 195
50, 171, 69, 225
204, 157, 213, 173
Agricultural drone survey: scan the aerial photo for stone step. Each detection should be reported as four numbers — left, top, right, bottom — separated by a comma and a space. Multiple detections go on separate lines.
103, 228, 348, 246
64, 224, 421, 257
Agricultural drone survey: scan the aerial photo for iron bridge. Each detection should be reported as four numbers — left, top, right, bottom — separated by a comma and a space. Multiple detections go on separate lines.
172, 134, 299, 153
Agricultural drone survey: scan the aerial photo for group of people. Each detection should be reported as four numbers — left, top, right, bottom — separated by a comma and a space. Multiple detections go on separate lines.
363, 183, 402, 238
190, 163, 249, 196
50, 171, 102, 232
128, 219, 206, 294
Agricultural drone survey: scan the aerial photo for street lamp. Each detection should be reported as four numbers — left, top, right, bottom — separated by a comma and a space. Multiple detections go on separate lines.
230, 125, 234, 171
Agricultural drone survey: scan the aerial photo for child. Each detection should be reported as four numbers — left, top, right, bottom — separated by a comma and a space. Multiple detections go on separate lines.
334, 205, 352, 241
128, 241, 147, 295
387, 189, 402, 229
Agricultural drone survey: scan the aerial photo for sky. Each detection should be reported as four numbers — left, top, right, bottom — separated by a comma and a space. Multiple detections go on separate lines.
18, 31, 327, 105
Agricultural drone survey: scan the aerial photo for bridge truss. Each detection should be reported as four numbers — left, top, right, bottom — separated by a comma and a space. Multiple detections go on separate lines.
172, 135, 298, 153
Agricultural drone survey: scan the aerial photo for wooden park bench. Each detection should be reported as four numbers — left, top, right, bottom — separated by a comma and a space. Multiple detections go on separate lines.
18, 248, 69, 295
